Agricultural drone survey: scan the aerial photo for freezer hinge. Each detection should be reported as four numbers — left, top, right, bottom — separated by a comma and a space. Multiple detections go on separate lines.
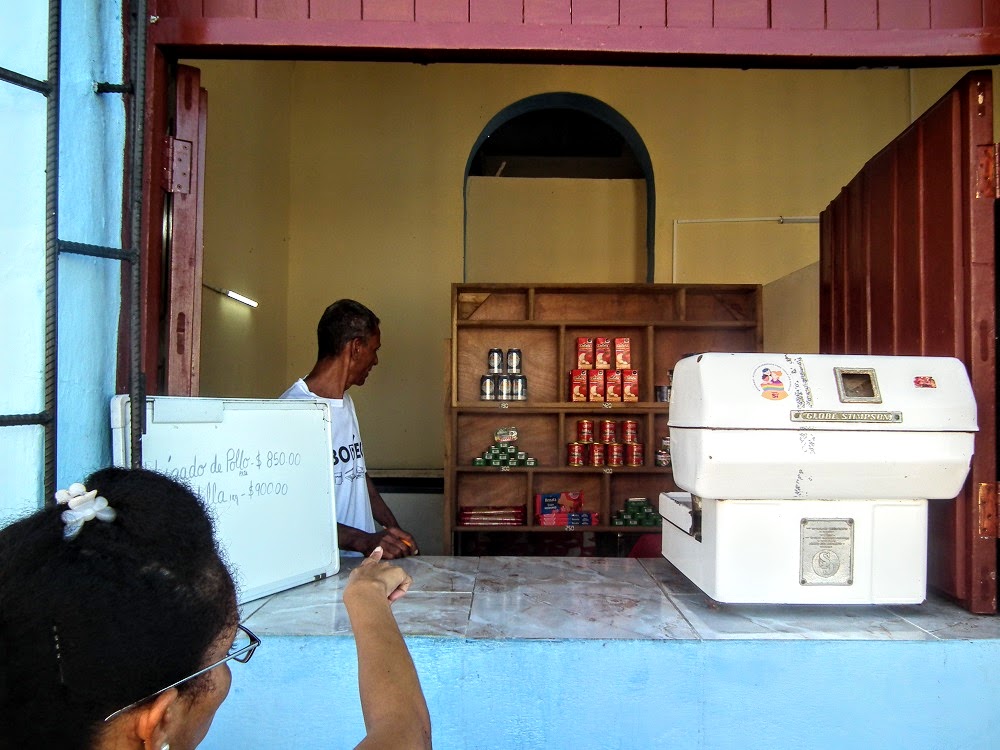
978, 482, 998, 538
161, 135, 193, 194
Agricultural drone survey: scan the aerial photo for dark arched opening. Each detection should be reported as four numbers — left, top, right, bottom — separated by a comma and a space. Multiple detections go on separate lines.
463, 92, 656, 282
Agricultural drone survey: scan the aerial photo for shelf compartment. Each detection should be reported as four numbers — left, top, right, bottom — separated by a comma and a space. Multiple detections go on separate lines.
683, 287, 760, 323
455, 326, 560, 403
609, 472, 676, 516
456, 413, 558, 466
651, 326, 760, 388
454, 473, 528, 522
534, 287, 682, 322
457, 289, 529, 321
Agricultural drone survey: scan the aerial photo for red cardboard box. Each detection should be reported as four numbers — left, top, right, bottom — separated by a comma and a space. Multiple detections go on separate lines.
536, 512, 599, 526
623, 370, 640, 402
594, 337, 613, 369
605, 369, 622, 402
614, 338, 632, 368
535, 491, 584, 515
570, 369, 588, 402
576, 337, 594, 369
588, 368, 605, 402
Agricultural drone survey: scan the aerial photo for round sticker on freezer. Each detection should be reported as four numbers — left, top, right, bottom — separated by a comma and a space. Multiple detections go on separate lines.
753, 364, 789, 401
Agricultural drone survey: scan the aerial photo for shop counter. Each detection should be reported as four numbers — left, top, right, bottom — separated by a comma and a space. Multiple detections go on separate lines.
201, 556, 1000, 750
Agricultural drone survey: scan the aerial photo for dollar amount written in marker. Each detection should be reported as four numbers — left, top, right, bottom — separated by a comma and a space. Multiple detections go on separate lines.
248, 481, 290, 498
266, 451, 302, 468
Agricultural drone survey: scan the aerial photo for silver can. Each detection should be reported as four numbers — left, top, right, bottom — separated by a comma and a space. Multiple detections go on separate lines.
480, 375, 496, 400
487, 348, 504, 374
512, 375, 527, 401
496, 374, 513, 400
506, 348, 522, 374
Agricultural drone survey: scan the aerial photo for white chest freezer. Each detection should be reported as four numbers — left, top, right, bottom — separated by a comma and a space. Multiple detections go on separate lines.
660, 353, 977, 604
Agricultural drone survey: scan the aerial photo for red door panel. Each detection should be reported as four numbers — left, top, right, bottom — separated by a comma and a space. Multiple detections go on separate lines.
820, 70, 997, 613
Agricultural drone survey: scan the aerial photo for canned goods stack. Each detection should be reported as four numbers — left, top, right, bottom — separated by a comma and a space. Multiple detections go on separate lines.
471, 425, 538, 467
610, 497, 660, 527
566, 416, 643, 467
480, 347, 527, 401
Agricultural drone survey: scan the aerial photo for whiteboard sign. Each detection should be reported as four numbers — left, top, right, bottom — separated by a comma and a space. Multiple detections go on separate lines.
111, 395, 339, 603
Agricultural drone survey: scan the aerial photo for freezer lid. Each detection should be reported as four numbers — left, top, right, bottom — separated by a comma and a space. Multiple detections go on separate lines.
667, 353, 978, 433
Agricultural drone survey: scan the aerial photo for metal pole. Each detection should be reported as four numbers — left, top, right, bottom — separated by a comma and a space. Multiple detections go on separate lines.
128, 0, 149, 466
44, 0, 61, 498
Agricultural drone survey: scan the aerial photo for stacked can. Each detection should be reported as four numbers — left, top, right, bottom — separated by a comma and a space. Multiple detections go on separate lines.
611, 497, 660, 527
622, 419, 643, 467
480, 347, 527, 401
655, 435, 671, 467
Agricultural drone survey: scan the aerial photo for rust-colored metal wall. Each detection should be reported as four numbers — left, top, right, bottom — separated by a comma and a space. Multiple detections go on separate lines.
820, 71, 997, 613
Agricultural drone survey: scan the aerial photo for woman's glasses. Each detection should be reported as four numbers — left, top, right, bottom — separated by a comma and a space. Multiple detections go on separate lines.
104, 624, 260, 722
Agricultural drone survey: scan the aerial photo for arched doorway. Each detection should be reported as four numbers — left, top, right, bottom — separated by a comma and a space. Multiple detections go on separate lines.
463, 93, 656, 282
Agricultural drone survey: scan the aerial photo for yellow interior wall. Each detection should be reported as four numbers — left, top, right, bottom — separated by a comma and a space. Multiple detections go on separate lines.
909, 66, 1000, 137
197, 60, 294, 399
764, 263, 820, 353
187, 61, 992, 469
466, 178, 646, 283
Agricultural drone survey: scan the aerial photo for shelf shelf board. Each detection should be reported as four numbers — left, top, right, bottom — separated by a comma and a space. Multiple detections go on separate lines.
453, 525, 661, 533
455, 466, 672, 474
454, 401, 669, 412
456, 319, 758, 329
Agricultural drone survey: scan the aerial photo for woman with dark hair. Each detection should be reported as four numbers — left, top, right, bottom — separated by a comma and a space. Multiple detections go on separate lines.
0, 467, 431, 750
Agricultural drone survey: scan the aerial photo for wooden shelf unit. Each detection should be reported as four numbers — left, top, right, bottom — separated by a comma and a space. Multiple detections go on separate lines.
444, 283, 762, 556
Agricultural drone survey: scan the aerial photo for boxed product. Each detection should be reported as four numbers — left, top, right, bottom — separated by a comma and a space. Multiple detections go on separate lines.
594, 337, 613, 369
588, 369, 605, 402
570, 369, 588, 402
614, 338, 632, 368
535, 490, 584, 515
622, 369, 640, 402
536, 511, 599, 526
576, 338, 594, 369
459, 505, 527, 527
605, 369, 622, 402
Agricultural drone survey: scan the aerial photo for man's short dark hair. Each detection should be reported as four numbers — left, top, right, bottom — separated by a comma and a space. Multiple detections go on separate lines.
317, 299, 380, 359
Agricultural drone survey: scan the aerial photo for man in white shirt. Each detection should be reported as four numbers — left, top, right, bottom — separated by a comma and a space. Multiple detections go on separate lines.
280, 299, 418, 559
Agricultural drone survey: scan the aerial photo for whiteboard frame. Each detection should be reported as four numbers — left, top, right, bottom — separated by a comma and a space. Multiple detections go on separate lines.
110, 395, 340, 603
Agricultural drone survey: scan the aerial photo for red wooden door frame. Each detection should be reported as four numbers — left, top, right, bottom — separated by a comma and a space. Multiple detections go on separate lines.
132, 57, 206, 398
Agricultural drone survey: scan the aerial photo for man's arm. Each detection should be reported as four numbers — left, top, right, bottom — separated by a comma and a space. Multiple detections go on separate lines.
366, 476, 418, 557
367, 475, 399, 528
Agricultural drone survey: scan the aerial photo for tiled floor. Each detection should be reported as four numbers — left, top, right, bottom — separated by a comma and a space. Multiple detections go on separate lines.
241, 555, 1000, 641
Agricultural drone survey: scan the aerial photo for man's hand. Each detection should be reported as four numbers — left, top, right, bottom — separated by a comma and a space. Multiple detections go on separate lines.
339, 523, 420, 559
374, 527, 418, 559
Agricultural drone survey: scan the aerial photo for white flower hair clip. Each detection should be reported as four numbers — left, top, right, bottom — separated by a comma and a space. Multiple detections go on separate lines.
54, 482, 117, 540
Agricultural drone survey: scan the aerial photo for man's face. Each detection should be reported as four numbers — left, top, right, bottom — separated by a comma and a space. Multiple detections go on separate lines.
349, 328, 381, 388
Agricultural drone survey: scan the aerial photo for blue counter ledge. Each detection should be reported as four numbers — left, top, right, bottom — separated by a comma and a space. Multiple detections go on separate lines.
202, 557, 1000, 750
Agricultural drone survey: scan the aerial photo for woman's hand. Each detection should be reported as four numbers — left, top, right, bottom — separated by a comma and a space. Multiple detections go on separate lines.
347, 546, 413, 603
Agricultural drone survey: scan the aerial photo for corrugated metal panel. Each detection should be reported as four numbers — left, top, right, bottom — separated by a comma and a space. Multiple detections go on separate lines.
820, 71, 997, 613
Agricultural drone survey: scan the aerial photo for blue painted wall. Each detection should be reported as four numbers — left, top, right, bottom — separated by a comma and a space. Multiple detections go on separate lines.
0, 0, 125, 524
204, 636, 1000, 750
55, 0, 125, 488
